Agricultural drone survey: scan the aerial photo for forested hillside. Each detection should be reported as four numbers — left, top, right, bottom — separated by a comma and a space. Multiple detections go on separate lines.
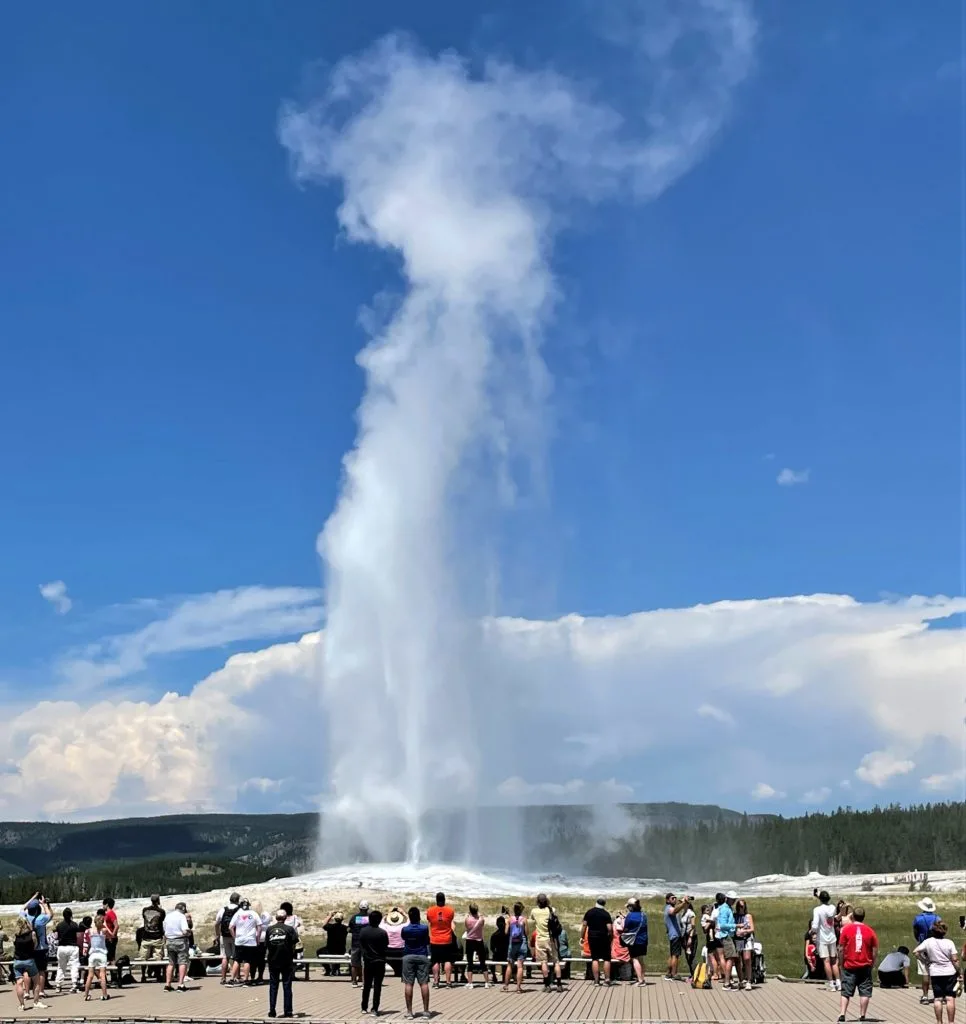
590, 802, 966, 879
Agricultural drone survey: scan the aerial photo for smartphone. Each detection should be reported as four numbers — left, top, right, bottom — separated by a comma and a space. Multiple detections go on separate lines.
959, 915, 965, 929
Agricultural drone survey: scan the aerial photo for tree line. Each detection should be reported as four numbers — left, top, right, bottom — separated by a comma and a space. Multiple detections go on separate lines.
590, 802, 966, 879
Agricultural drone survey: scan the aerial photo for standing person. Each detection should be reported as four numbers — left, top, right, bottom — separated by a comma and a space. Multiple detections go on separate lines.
280, 903, 304, 960
502, 903, 528, 993
915, 922, 961, 1024
702, 903, 724, 981
401, 907, 432, 1019
215, 893, 241, 985
837, 907, 878, 1024
714, 893, 738, 989
734, 900, 756, 991
12, 917, 45, 1011
426, 892, 455, 989
141, 895, 166, 982
464, 903, 490, 989
22, 894, 52, 995
915, 897, 942, 1005
680, 898, 697, 974
55, 908, 82, 993
349, 902, 370, 988
359, 909, 390, 1016
663, 894, 687, 981
381, 908, 407, 979
230, 899, 262, 985
101, 898, 119, 965
163, 901, 191, 992
581, 897, 614, 986
878, 946, 911, 988
254, 903, 271, 983
83, 912, 111, 1002
489, 916, 509, 987
622, 898, 648, 986
529, 895, 563, 992
810, 889, 841, 991
265, 909, 298, 1019
322, 911, 348, 976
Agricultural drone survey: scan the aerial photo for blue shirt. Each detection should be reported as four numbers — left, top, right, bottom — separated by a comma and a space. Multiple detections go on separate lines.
624, 910, 647, 946
401, 923, 430, 957
715, 904, 736, 939
23, 912, 51, 951
913, 913, 939, 943
664, 906, 682, 940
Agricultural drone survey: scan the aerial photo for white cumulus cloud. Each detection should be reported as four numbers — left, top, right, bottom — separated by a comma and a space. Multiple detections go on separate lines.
921, 768, 966, 793
777, 467, 810, 486
751, 782, 783, 800
39, 580, 72, 615
855, 750, 916, 788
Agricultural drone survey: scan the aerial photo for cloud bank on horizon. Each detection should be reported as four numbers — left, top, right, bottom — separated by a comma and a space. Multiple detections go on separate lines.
0, 587, 962, 820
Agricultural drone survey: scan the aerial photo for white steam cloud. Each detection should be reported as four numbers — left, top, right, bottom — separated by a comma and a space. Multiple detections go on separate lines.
278, 0, 755, 863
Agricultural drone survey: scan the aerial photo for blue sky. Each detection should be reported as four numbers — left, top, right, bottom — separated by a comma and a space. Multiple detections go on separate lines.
1, 0, 963, 824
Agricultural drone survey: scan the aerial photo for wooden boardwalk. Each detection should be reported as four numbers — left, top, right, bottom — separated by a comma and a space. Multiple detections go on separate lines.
0, 975, 933, 1024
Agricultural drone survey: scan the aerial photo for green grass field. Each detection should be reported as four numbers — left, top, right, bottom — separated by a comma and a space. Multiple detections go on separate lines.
286, 893, 966, 982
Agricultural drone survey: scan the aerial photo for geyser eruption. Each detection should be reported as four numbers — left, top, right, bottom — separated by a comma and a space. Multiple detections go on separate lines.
278, 0, 755, 866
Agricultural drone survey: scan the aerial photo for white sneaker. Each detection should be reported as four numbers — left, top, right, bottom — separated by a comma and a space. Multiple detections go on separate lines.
465, 983, 473, 989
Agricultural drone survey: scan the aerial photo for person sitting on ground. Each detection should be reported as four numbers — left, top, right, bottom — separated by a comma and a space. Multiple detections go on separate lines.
915, 921, 961, 1024
837, 906, 878, 1024
914, 897, 941, 1005
489, 915, 509, 986
557, 924, 571, 980
322, 911, 348, 976
581, 897, 613, 986
215, 893, 241, 985
878, 946, 911, 988
426, 892, 455, 989
163, 901, 191, 993
401, 907, 431, 1019
530, 894, 562, 992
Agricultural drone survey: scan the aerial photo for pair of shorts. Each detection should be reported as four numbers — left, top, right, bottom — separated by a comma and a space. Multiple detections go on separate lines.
841, 966, 873, 999
507, 943, 528, 963
669, 937, 683, 957
629, 944, 648, 960
719, 937, 737, 960
588, 937, 611, 962
535, 941, 558, 965
351, 947, 363, 968
402, 955, 431, 986
220, 935, 235, 961
13, 960, 38, 980
33, 949, 48, 972
167, 938, 189, 967
707, 938, 722, 951
932, 975, 959, 1000
817, 941, 837, 960
142, 938, 164, 959
88, 952, 108, 971
234, 944, 257, 965
430, 944, 452, 966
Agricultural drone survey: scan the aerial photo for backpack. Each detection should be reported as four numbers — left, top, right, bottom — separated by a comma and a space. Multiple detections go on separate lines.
220, 905, 239, 937
547, 910, 562, 940
115, 955, 134, 986
691, 960, 712, 989
508, 918, 526, 943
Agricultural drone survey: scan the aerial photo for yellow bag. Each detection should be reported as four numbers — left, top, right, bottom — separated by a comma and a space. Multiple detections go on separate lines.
691, 960, 711, 989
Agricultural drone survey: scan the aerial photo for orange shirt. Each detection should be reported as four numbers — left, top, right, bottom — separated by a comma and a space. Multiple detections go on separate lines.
426, 905, 455, 945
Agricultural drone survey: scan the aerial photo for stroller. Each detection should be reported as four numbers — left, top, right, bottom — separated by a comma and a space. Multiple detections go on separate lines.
751, 942, 766, 985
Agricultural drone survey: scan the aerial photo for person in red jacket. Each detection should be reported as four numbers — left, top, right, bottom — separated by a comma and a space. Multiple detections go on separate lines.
837, 907, 878, 1023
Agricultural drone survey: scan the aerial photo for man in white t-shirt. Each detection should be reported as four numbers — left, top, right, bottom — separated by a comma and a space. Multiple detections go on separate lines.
163, 902, 191, 992
810, 890, 841, 991
230, 900, 262, 984
877, 946, 910, 988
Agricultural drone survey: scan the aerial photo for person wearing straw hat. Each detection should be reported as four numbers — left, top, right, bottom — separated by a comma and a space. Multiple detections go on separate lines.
914, 897, 941, 1004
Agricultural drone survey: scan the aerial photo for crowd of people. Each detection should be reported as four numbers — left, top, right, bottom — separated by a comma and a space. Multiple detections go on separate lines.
2, 886, 962, 1020
803, 891, 963, 1024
